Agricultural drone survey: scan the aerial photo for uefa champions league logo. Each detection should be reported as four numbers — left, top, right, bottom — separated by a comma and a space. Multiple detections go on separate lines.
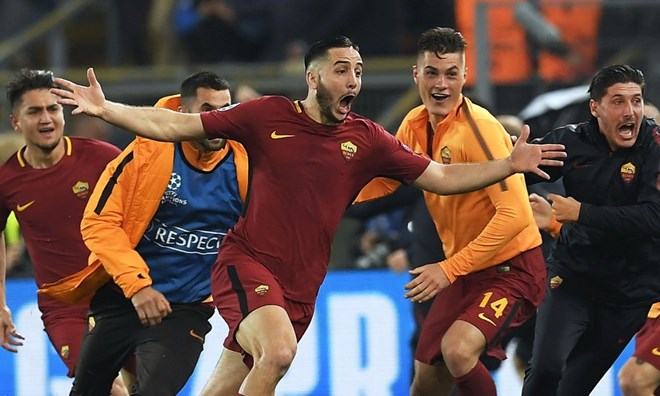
168, 172, 182, 190
162, 172, 187, 206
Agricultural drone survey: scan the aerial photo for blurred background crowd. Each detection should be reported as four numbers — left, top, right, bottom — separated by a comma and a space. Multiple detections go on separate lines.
0, 0, 658, 278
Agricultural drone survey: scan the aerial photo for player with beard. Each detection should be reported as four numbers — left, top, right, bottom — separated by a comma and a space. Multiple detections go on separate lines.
0, 69, 127, 394
49, 36, 565, 395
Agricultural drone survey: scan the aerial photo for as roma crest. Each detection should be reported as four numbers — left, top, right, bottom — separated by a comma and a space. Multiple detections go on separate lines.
72, 181, 90, 199
60, 345, 70, 359
549, 275, 563, 289
341, 141, 358, 161
620, 162, 636, 184
441, 146, 451, 164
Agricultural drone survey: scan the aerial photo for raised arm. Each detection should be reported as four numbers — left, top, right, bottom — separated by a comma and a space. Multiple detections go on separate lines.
52, 68, 205, 142
414, 125, 565, 194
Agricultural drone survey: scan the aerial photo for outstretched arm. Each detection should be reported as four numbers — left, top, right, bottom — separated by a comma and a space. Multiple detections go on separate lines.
52, 68, 205, 142
413, 125, 565, 195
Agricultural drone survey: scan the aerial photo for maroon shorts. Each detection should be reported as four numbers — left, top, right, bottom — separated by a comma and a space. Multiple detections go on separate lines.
633, 316, 660, 371
41, 304, 89, 377
415, 246, 546, 364
211, 244, 315, 365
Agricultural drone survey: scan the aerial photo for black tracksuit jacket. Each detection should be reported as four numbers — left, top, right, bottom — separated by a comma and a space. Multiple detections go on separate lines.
526, 116, 660, 307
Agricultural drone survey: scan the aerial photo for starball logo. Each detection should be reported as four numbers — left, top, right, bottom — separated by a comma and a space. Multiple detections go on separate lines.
162, 172, 188, 206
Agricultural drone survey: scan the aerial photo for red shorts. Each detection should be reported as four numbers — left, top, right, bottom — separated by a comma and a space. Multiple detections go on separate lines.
211, 244, 315, 365
633, 316, 660, 371
41, 303, 89, 377
415, 246, 546, 364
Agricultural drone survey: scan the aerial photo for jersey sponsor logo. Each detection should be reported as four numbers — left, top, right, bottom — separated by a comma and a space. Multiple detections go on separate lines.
477, 312, 496, 326
620, 162, 636, 183
189, 329, 204, 342
652, 347, 660, 356
72, 181, 90, 199
60, 345, 70, 360
440, 146, 451, 164
270, 131, 296, 139
550, 275, 563, 289
341, 141, 357, 161
142, 218, 223, 255
255, 284, 270, 295
16, 200, 35, 212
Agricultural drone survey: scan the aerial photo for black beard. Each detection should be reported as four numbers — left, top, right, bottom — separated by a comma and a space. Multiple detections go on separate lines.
34, 138, 61, 153
316, 81, 343, 125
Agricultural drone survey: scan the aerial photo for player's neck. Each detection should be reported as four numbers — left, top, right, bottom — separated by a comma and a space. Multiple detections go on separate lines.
23, 140, 65, 169
301, 98, 323, 124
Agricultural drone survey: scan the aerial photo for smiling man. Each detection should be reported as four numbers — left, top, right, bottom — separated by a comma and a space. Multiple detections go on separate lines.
356, 27, 547, 396
521, 64, 660, 396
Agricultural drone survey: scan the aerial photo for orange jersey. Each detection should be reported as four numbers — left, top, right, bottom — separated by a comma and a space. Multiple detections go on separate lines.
358, 97, 542, 282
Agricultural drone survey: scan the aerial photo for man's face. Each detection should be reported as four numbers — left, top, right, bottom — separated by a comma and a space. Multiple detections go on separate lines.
590, 82, 644, 151
413, 51, 466, 126
183, 87, 231, 152
10, 88, 65, 153
313, 47, 362, 125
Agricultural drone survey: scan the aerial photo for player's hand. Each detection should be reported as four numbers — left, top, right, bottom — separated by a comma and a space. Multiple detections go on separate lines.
404, 263, 449, 302
547, 193, 581, 223
529, 193, 554, 231
386, 248, 410, 273
0, 305, 24, 353
51, 68, 106, 117
510, 125, 565, 179
131, 287, 172, 327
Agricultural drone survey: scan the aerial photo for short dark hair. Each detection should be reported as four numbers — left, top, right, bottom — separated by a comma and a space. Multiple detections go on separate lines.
6, 69, 56, 111
588, 64, 645, 101
180, 71, 231, 105
417, 27, 467, 59
304, 36, 359, 71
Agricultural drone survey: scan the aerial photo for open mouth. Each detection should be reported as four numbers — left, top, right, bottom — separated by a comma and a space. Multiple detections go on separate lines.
431, 93, 449, 101
339, 94, 356, 114
38, 127, 55, 134
618, 122, 635, 138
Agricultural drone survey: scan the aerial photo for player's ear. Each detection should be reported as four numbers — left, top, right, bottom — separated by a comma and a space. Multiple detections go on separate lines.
589, 99, 599, 118
306, 69, 319, 90
10, 114, 19, 131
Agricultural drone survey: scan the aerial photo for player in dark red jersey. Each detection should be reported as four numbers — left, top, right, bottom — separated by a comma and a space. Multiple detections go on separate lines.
51, 36, 565, 395
0, 69, 127, 394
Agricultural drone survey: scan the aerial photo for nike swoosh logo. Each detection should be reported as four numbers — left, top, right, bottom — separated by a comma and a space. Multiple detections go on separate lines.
271, 131, 295, 139
189, 329, 204, 341
652, 347, 660, 356
478, 312, 496, 326
16, 201, 35, 212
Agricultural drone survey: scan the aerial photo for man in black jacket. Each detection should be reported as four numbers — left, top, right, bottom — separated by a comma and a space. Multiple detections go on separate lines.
522, 64, 660, 396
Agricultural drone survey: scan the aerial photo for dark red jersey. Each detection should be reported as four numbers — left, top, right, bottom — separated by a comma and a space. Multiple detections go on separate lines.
201, 96, 430, 302
0, 136, 120, 314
